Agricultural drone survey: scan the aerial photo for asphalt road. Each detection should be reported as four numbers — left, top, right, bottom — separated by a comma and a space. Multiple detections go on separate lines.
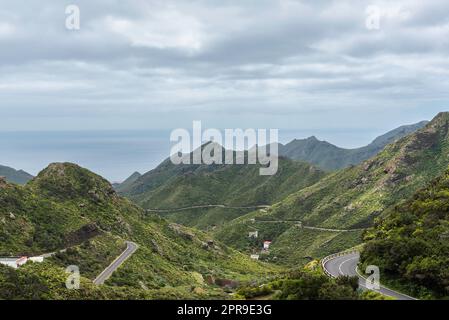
93, 241, 138, 285
323, 252, 417, 300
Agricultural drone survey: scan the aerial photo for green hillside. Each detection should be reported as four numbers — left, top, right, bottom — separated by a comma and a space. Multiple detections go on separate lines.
360, 167, 449, 299
0, 164, 33, 185
0, 262, 200, 300
0, 163, 279, 299
216, 113, 449, 265
120, 148, 326, 229
279, 121, 428, 171
113, 171, 141, 193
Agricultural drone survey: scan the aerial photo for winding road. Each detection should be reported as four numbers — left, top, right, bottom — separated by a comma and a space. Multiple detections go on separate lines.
93, 241, 138, 285
323, 252, 417, 300
146, 204, 270, 213
254, 220, 365, 232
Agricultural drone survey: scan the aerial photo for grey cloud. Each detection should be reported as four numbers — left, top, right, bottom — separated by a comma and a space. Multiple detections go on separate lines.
0, 0, 448, 134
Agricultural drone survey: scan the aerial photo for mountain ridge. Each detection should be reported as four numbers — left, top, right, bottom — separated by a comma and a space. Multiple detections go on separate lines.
1, 162, 278, 298
0, 164, 34, 185
118, 146, 327, 228
215, 112, 449, 266
278, 121, 429, 171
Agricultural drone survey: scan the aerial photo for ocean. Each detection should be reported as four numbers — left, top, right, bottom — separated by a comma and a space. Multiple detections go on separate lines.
0, 128, 380, 182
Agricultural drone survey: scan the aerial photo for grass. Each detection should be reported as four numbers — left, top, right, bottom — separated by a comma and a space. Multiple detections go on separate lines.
0, 162, 284, 298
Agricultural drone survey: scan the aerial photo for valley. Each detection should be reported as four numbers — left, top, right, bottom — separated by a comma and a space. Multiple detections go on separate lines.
213, 113, 449, 273
1, 113, 448, 300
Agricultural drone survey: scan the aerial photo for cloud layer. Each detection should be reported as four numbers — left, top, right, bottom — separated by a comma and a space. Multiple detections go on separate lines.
0, 0, 448, 142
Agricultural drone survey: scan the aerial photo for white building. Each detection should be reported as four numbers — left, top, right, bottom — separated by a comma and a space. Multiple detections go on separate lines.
248, 231, 258, 238
263, 241, 272, 250
0, 256, 44, 269
29, 256, 44, 263
0, 257, 28, 269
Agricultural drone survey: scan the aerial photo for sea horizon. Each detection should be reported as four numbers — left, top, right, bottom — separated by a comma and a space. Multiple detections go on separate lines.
0, 127, 393, 182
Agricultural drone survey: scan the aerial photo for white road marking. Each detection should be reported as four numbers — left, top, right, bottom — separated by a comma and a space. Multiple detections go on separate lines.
338, 256, 358, 276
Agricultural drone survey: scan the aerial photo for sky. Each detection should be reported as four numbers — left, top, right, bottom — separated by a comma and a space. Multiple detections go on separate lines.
0, 0, 449, 147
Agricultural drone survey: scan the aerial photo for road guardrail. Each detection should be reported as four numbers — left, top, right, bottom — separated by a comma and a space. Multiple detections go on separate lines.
321, 249, 359, 278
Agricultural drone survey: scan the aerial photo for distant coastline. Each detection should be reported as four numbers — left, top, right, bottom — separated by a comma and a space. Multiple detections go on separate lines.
0, 128, 387, 182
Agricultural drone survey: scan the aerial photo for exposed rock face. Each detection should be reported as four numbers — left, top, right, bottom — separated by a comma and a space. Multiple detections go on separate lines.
214, 278, 239, 289
116, 215, 132, 233
150, 239, 163, 256
169, 223, 195, 240
0, 177, 7, 188
64, 223, 101, 246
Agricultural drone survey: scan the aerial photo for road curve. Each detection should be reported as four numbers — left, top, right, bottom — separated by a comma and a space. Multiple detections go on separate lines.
93, 241, 138, 285
323, 252, 417, 300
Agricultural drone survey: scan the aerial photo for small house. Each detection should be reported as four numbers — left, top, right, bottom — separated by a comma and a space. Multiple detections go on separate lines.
29, 256, 44, 263
263, 241, 272, 250
0, 256, 28, 269
248, 231, 258, 238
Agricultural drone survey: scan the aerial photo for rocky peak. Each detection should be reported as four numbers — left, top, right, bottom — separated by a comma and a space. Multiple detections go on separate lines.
0, 176, 7, 188
31, 162, 116, 201
426, 111, 449, 134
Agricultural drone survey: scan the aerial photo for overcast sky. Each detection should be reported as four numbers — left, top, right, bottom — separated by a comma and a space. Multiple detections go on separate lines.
1, 0, 448, 144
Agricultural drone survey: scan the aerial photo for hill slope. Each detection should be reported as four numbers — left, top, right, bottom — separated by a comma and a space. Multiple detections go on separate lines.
279, 121, 428, 171
0, 163, 278, 298
216, 113, 449, 265
119, 147, 326, 229
360, 167, 449, 299
0, 165, 33, 185
113, 171, 141, 193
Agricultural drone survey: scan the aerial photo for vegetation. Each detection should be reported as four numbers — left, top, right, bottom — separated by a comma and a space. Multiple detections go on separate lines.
215, 212, 364, 266
236, 269, 360, 300
0, 262, 207, 300
3, 114, 448, 300
113, 172, 141, 193
119, 146, 326, 229
0, 163, 281, 299
216, 113, 449, 265
48, 234, 125, 280
360, 166, 449, 299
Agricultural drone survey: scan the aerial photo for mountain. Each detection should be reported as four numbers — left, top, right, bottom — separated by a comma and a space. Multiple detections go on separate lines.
0, 162, 369, 301
215, 113, 449, 266
113, 171, 141, 193
278, 121, 428, 171
0, 165, 33, 185
360, 167, 449, 299
119, 145, 326, 229
0, 163, 278, 298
